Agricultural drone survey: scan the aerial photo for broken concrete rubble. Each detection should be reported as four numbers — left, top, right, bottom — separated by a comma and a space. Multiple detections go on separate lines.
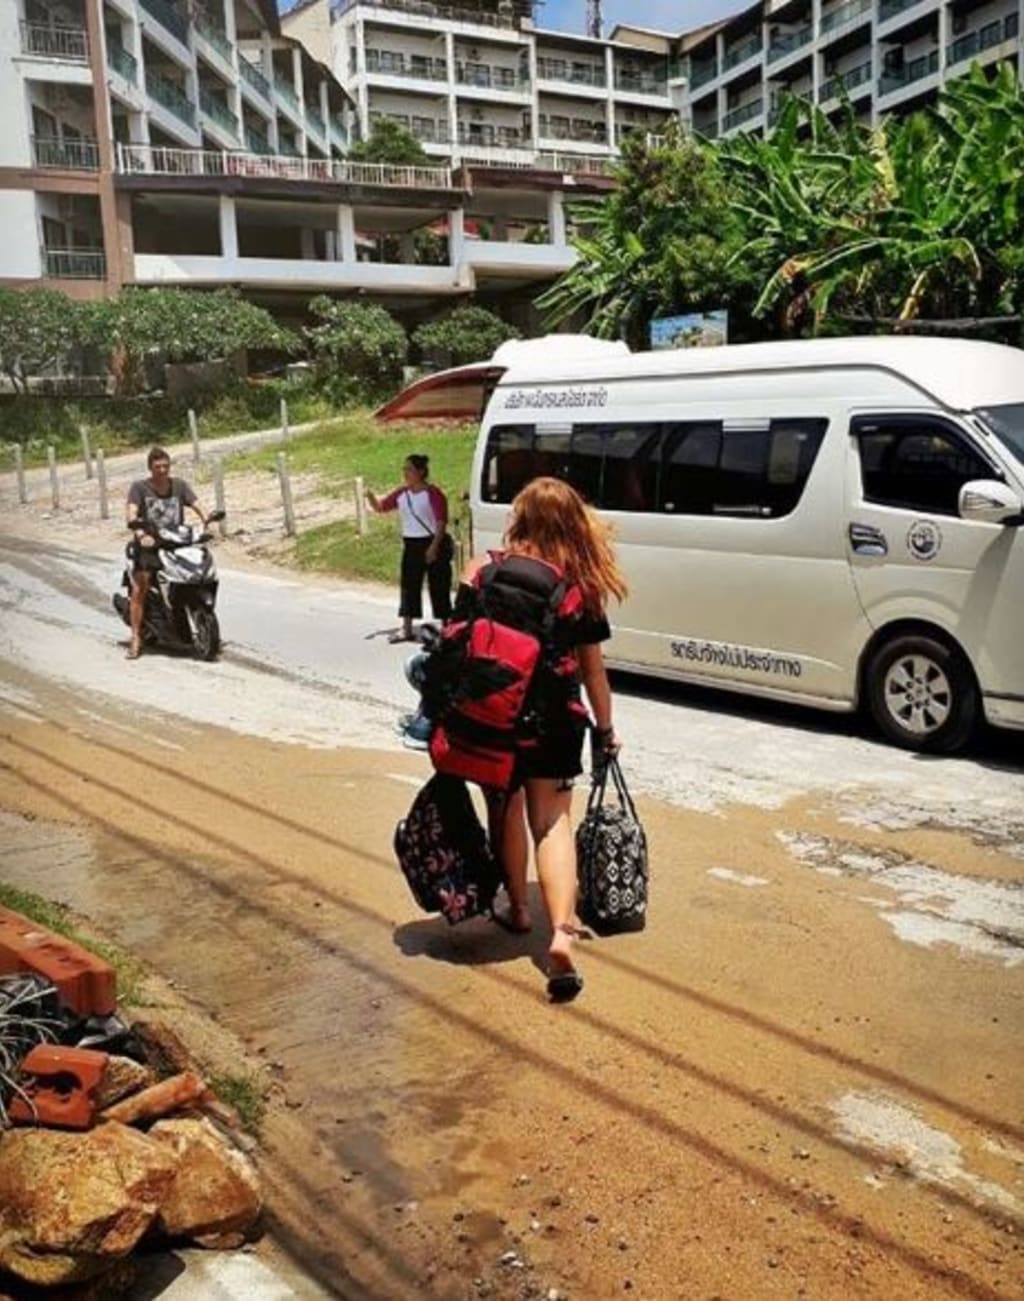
100, 1071, 206, 1126
149, 1117, 262, 1244
0, 1122, 177, 1286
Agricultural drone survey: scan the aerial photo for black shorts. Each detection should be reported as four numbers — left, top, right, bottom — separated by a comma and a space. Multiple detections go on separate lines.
130, 540, 161, 576
512, 721, 587, 789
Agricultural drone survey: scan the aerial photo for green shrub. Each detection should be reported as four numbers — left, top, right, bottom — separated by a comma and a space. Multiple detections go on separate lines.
305, 298, 408, 404
348, 117, 430, 165
413, 305, 521, 368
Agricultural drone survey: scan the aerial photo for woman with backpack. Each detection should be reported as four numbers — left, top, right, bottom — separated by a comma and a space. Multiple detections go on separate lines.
366, 454, 453, 643
459, 477, 627, 1003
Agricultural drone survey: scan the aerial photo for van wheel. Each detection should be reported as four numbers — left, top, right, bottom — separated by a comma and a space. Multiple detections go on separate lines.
866, 634, 978, 754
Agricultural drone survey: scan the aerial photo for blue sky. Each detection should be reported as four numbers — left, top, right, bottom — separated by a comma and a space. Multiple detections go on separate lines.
539, 0, 744, 36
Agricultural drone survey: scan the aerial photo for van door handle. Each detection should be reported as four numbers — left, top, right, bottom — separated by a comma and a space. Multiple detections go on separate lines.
849, 522, 888, 556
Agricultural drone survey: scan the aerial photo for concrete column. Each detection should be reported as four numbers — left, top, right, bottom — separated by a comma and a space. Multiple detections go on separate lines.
605, 46, 615, 148
492, 214, 508, 239
937, 2, 948, 73
811, 0, 822, 101
336, 204, 356, 261
300, 227, 316, 260
528, 40, 539, 147
400, 231, 416, 262
293, 47, 303, 101
445, 31, 458, 156
261, 32, 274, 85
218, 195, 238, 260
547, 190, 566, 246
448, 206, 465, 266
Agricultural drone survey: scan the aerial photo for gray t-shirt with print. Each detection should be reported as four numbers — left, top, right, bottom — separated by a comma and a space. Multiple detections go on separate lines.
127, 477, 197, 531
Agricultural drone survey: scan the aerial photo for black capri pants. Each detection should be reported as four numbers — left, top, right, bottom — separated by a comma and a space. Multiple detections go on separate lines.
399, 536, 452, 621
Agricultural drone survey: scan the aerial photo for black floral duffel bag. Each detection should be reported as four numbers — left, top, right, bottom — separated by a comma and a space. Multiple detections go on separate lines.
575, 756, 648, 933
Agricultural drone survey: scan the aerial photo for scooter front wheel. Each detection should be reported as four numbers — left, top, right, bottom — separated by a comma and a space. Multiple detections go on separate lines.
187, 607, 220, 661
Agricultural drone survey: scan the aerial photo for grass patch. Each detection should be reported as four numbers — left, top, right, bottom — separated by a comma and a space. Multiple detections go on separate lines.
0, 882, 146, 1007
208, 1070, 266, 1134
240, 411, 478, 584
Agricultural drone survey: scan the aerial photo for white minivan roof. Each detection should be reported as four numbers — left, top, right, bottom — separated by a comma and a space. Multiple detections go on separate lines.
498, 337, 1024, 411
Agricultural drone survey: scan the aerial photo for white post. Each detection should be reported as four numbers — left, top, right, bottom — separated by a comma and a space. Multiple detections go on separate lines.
547, 190, 567, 247
218, 194, 238, 261
97, 448, 109, 520
354, 474, 367, 536
336, 204, 356, 262
188, 408, 201, 464
212, 456, 226, 536
280, 397, 289, 442
14, 445, 27, 504
47, 445, 59, 510
80, 426, 93, 479
448, 207, 465, 266
276, 451, 296, 536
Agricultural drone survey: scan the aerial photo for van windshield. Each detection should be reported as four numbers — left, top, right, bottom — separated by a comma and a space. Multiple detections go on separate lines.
977, 404, 1024, 466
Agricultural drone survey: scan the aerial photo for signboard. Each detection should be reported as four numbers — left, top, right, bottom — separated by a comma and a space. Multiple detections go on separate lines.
650, 310, 728, 350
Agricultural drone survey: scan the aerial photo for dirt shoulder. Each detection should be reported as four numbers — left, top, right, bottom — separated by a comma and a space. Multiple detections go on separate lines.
1, 665, 1020, 1300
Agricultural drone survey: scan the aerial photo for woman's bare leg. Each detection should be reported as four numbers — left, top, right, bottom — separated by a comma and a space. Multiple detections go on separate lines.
493, 788, 531, 930
524, 780, 578, 980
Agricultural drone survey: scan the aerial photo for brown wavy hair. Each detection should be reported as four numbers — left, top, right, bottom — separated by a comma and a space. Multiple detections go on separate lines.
504, 477, 628, 616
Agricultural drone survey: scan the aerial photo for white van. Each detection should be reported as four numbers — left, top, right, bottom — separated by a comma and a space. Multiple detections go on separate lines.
381, 336, 1024, 753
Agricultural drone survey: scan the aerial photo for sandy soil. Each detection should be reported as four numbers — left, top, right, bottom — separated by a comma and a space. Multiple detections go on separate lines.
0, 668, 1021, 1300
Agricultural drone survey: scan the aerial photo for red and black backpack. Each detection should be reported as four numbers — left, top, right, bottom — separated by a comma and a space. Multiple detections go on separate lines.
422, 553, 585, 790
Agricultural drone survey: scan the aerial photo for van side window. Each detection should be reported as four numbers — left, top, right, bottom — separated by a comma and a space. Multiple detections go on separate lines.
855, 418, 995, 515
597, 425, 663, 512
661, 419, 826, 517
483, 424, 534, 503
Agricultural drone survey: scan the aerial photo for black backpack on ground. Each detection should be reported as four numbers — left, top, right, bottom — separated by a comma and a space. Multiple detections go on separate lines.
576, 756, 648, 934
394, 774, 502, 925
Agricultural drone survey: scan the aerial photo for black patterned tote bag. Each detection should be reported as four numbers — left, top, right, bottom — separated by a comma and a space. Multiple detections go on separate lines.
576, 757, 648, 933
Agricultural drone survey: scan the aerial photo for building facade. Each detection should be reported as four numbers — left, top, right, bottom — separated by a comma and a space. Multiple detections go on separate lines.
668, 0, 1023, 141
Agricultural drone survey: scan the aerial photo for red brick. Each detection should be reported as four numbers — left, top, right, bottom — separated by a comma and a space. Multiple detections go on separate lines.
8, 1045, 109, 1130
0, 907, 116, 1016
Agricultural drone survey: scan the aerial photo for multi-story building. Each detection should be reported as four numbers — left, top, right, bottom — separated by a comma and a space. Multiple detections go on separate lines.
0, 0, 355, 297
658, 0, 1023, 141
2, 0, 622, 309
283, 0, 680, 168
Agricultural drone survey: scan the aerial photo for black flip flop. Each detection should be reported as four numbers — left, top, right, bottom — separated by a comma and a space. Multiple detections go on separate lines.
547, 970, 584, 1004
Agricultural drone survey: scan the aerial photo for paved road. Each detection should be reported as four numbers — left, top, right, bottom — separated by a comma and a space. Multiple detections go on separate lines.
1, 534, 1022, 1300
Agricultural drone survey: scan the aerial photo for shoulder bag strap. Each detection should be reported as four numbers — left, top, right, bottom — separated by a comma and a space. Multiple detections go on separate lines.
607, 756, 639, 821
404, 490, 438, 539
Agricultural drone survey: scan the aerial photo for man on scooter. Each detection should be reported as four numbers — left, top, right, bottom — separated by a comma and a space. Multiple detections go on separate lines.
125, 446, 210, 660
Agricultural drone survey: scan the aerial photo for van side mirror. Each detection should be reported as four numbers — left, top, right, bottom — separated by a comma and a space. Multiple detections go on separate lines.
958, 479, 1023, 526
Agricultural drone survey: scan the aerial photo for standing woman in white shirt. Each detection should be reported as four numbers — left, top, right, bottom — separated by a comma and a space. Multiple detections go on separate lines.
366, 454, 453, 643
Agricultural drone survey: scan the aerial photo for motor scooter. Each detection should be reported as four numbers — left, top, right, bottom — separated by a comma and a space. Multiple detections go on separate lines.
112, 510, 225, 660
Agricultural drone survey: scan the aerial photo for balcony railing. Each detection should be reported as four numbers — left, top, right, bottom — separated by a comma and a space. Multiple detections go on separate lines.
239, 56, 273, 102
276, 80, 301, 115
768, 26, 813, 63
878, 0, 922, 21
456, 62, 524, 90
331, 113, 349, 145
820, 60, 873, 102
306, 105, 326, 137
820, 0, 872, 36
879, 48, 939, 94
331, 0, 516, 28
32, 135, 101, 169
539, 120, 607, 144
19, 21, 88, 61
614, 69, 668, 94
200, 90, 239, 138
140, 0, 189, 46
457, 123, 528, 146
536, 59, 606, 88
246, 126, 271, 154
723, 97, 764, 130
723, 34, 762, 70
947, 14, 1019, 65
148, 71, 197, 126
43, 248, 106, 279
694, 119, 719, 140
107, 43, 138, 84
366, 48, 448, 80
116, 143, 455, 189
689, 60, 717, 89
195, 14, 232, 62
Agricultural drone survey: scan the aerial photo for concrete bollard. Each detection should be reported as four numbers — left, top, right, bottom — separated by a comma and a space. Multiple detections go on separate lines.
188, 408, 201, 465
212, 456, 226, 537
80, 426, 93, 479
14, 445, 27, 504
280, 397, 289, 443
276, 451, 296, 537
47, 445, 59, 510
96, 448, 109, 520
354, 474, 368, 537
